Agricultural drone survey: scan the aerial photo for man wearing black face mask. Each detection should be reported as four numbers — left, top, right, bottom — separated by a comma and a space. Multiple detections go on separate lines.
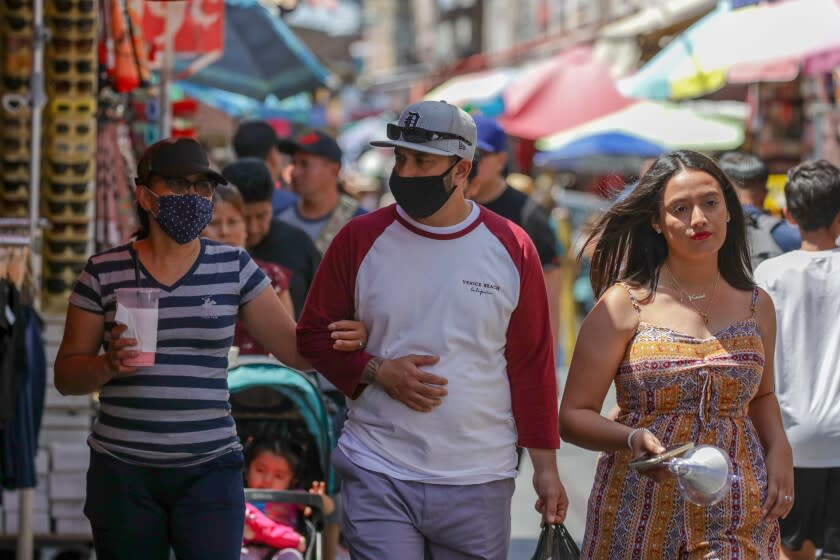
297, 101, 568, 560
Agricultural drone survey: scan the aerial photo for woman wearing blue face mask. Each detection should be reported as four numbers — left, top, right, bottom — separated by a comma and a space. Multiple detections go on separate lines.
54, 138, 312, 560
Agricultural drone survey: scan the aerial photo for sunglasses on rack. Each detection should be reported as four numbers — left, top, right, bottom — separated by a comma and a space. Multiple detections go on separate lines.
49, 140, 93, 157
4, 138, 30, 152
3, 116, 30, 129
51, 98, 95, 114
46, 201, 89, 216
5, 0, 31, 10
46, 181, 89, 197
45, 278, 75, 293
3, 76, 28, 92
53, 0, 95, 12
53, 120, 92, 135
50, 222, 89, 239
386, 123, 473, 147
52, 59, 95, 74
45, 260, 86, 277
46, 239, 88, 256
52, 18, 95, 34
2, 160, 29, 178
0, 200, 29, 216
1, 182, 28, 197
49, 161, 90, 176
5, 15, 31, 32
52, 78, 96, 95
51, 37, 95, 53
3, 122, 31, 137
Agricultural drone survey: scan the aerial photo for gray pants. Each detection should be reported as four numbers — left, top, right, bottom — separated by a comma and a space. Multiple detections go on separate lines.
332, 447, 514, 560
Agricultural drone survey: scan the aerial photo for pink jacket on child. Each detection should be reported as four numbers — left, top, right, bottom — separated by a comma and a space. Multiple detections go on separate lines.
244, 503, 302, 550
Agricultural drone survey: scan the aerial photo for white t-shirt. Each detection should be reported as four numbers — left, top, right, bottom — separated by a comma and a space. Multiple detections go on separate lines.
296, 202, 559, 485
755, 248, 840, 468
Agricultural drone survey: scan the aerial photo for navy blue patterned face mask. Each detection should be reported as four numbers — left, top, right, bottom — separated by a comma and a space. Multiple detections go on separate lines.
148, 190, 214, 244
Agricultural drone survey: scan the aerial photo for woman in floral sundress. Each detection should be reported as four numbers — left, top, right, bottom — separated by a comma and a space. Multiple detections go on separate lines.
559, 151, 794, 559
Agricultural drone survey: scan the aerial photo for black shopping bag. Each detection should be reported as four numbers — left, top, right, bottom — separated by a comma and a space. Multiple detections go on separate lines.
530, 523, 581, 560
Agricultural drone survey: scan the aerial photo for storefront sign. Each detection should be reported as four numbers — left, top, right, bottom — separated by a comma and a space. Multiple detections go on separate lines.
138, 0, 224, 59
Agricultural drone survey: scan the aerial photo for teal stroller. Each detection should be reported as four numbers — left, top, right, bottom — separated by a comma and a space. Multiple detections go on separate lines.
229, 356, 338, 560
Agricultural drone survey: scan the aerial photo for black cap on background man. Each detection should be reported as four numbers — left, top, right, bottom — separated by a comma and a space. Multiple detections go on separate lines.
232, 120, 291, 186
278, 129, 344, 165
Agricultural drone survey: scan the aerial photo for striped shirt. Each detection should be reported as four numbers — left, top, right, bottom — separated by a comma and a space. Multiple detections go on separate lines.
70, 239, 270, 467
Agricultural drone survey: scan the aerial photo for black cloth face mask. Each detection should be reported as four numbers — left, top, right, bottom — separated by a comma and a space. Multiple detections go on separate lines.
389, 160, 460, 220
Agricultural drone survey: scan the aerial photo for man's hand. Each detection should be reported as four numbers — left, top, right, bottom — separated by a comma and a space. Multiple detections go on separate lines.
375, 355, 447, 412
529, 448, 568, 525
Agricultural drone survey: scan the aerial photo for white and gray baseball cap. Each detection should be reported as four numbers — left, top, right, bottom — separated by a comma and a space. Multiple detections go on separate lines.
370, 100, 476, 160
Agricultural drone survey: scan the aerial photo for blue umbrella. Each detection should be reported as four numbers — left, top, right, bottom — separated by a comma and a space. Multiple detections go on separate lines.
176, 0, 331, 101
174, 82, 312, 121
534, 131, 666, 173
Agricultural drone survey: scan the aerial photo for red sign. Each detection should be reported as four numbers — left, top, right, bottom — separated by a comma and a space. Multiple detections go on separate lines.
139, 0, 224, 60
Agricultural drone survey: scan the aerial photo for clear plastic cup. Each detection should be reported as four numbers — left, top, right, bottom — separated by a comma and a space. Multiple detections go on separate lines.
114, 288, 160, 367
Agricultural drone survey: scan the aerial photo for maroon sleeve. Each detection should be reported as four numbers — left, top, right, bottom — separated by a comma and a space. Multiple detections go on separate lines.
296, 207, 396, 398
484, 209, 560, 449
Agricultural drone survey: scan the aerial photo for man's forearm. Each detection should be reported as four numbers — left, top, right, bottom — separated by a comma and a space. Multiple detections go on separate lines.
528, 447, 559, 473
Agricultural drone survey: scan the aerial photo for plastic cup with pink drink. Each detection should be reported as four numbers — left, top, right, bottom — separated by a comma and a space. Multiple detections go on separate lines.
114, 288, 160, 367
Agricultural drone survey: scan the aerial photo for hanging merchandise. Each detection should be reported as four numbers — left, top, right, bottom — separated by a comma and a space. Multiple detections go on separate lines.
169, 97, 198, 138
96, 121, 137, 248
0, 0, 35, 222
0, 240, 46, 492
41, 0, 99, 312
108, 0, 149, 93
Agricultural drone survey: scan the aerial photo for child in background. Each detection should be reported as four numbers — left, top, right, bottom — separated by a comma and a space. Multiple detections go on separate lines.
241, 439, 334, 560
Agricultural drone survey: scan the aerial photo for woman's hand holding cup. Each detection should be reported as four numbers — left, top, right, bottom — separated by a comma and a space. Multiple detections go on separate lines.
105, 324, 140, 376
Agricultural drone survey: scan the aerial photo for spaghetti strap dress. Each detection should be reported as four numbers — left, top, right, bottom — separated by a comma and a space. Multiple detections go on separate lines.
581, 284, 780, 559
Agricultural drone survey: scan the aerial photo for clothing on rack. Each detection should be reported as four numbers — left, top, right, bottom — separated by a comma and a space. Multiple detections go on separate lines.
0, 279, 25, 428
1, 305, 46, 490
96, 121, 137, 249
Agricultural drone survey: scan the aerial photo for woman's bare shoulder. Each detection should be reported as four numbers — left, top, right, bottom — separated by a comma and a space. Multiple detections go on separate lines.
590, 283, 643, 334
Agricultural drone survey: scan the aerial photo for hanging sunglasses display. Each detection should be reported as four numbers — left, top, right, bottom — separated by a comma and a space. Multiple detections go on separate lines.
44, 180, 92, 201
49, 222, 90, 241
0, 181, 29, 201
0, 0, 99, 308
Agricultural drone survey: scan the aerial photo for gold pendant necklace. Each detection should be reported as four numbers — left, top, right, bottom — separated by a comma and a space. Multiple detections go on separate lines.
665, 264, 719, 325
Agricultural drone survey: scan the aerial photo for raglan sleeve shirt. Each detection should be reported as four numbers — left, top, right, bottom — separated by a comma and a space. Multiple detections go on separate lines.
298, 207, 559, 451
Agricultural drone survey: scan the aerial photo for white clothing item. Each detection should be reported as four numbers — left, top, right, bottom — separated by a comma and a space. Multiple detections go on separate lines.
755, 248, 840, 467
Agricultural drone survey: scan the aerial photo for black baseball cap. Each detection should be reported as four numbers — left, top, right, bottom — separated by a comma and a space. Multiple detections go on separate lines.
278, 130, 343, 164
232, 120, 279, 159
136, 137, 226, 185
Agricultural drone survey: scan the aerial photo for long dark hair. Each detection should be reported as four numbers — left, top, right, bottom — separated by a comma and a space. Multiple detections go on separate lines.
584, 150, 753, 299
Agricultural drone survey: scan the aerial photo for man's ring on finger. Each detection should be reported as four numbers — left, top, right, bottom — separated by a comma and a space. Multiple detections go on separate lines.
783, 495, 793, 502
358, 340, 364, 348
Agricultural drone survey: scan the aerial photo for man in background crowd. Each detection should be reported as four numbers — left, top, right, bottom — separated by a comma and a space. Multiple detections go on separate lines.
719, 151, 801, 268
277, 130, 367, 254
232, 120, 297, 215
223, 158, 320, 317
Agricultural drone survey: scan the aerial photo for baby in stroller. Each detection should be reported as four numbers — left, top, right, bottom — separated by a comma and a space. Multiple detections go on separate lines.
241, 437, 334, 560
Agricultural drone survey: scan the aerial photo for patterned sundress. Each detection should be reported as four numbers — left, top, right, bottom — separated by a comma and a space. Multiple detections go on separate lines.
581, 284, 780, 559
